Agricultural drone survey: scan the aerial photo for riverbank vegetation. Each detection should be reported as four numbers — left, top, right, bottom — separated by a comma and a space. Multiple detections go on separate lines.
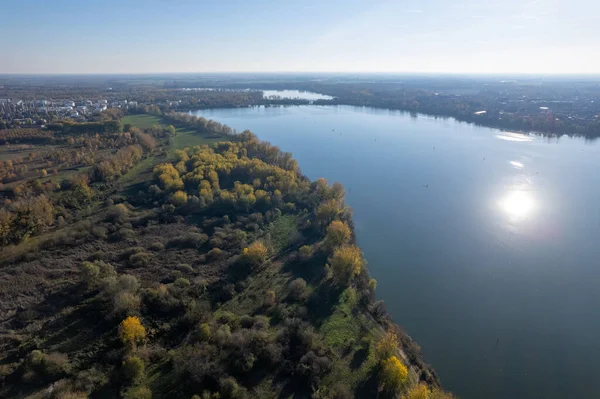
0, 111, 453, 398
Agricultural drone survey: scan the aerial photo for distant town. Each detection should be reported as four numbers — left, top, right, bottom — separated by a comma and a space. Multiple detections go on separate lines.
1, 74, 600, 137
0, 98, 138, 126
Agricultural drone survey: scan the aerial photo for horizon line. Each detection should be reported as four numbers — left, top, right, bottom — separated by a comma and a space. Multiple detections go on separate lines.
2, 71, 600, 77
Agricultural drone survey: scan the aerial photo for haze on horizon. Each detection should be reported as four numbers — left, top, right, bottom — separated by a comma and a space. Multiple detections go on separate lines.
2, 0, 599, 75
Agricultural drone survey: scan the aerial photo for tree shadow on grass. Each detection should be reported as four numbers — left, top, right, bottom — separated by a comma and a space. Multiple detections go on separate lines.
306, 280, 344, 327
350, 347, 369, 370
282, 250, 328, 286
355, 367, 380, 399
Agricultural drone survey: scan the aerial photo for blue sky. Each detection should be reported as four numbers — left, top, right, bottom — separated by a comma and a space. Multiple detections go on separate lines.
2, 0, 599, 74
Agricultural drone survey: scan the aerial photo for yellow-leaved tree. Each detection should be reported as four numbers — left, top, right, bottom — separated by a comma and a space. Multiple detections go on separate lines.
402, 384, 457, 399
243, 241, 269, 268
324, 220, 352, 251
170, 190, 188, 206
328, 245, 364, 284
119, 316, 146, 346
380, 355, 408, 393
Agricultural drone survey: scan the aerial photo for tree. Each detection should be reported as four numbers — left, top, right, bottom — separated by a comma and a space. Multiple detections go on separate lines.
170, 190, 188, 206
375, 330, 398, 361
242, 241, 269, 268
380, 355, 407, 393
80, 261, 100, 286
402, 384, 456, 399
288, 278, 308, 301
265, 289, 276, 307
324, 220, 351, 251
167, 125, 176, 135
118, 316, 146, 346
316, 199, 343, 227
122, 356, 145, 382
328, 245, 364, 284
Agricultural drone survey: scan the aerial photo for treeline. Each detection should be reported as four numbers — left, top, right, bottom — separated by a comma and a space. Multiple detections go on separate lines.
0, 128, 55, 145
47, 120, 120, 135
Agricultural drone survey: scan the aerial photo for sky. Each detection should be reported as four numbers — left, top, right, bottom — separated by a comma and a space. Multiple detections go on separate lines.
2, 0, 599, 74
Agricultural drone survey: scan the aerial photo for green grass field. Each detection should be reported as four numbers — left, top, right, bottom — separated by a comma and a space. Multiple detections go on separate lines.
123, 113, 223, 151
117, 114, 226, 191
121, 114, 165, 130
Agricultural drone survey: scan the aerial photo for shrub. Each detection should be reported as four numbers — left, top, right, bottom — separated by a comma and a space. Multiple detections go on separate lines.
116, 274, 140, 292
242, 241, 269, 268
123, 385, 152, 399
264, 290, 276, 307
288, 278, 308, 301
167, 233, 209, 249
43, 352, 70, 377
197, 323, 212, 342
121, 247, 146, 258
207, 247, 226, 261
215, 325, 232, 346
380, 355, 407, 393
220, 377, 240, 399
26, 349, 45, 369
106, 203, 129, 223
26, 350, 69, 378
148, 242, 165, 251
119, 316, 146, 346
298, 245, 313, 260
174, 277, 191, 288
175, 263, 194, 273
80, 261, 100, 285
128, 252, 151, 268
329, 382, 353, 399
114, 292, 141, 316
91, 226, 107, 239
122, 356, 145, 382
73, 368, 108, 394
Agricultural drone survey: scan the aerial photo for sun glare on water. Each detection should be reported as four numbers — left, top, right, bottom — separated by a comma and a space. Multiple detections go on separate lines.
500, 190, 535, 219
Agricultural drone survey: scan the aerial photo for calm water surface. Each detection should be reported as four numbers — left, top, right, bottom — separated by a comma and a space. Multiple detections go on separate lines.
192, 105, 600, 399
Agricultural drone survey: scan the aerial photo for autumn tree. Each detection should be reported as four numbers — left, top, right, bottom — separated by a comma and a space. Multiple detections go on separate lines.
118, 316, 146, 347
316, 199, 343, 227
242, 241, 269, 268
170, 190, 188, 206
380, 355, 408, 393
328, 245, 364, 285
402, 384, 456, 399
324, 220, 351, 251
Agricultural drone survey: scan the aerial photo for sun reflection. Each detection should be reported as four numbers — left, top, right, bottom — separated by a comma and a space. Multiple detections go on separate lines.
500, 190, 535, 219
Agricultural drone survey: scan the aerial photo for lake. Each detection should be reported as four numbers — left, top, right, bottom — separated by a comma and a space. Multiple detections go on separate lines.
191, 105, 600, 399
